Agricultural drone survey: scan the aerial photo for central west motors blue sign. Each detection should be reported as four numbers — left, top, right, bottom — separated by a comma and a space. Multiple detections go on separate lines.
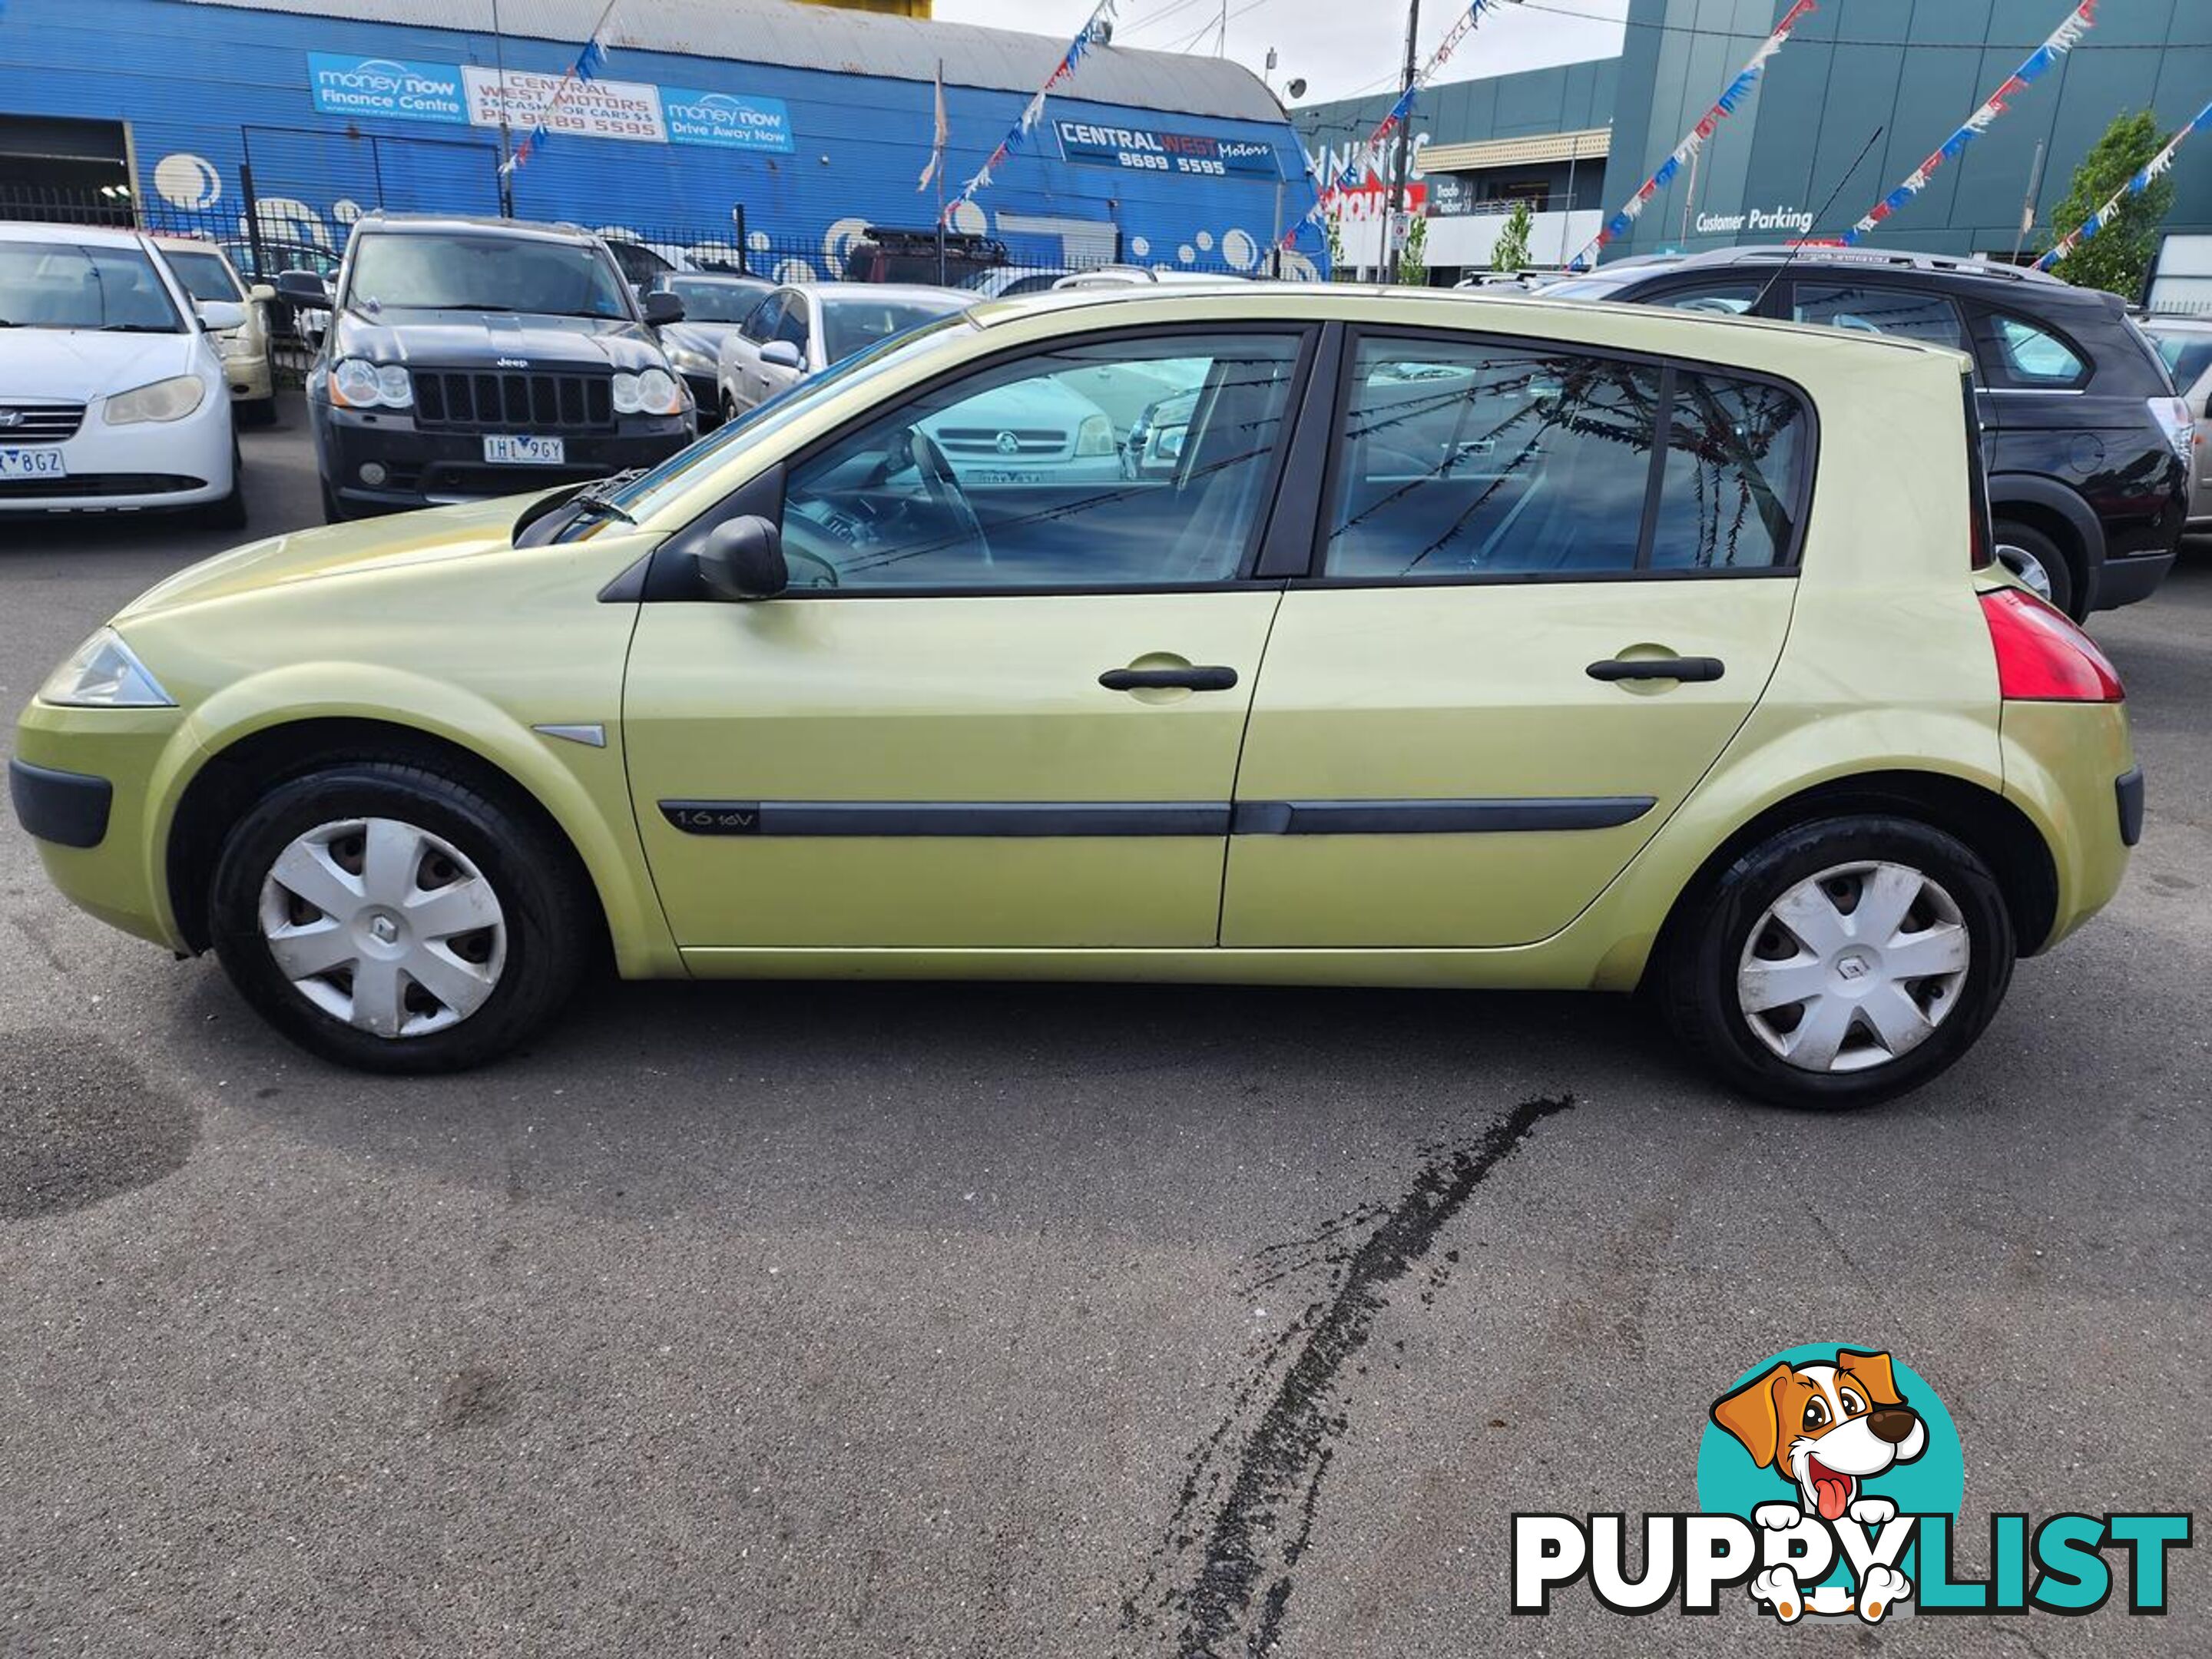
661, 88, 793, 152
307, 54, 466, 124
1055, 120, 1279, 179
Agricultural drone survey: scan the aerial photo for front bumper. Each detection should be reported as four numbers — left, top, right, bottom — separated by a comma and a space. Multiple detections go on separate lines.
221, 349, 274, 404
0, 392, 233, 514
8, 757, 112, 849
313, 401, 694, 512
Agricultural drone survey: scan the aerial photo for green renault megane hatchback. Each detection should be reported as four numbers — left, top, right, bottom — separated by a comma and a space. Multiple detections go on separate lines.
11, 286, 2139, 1106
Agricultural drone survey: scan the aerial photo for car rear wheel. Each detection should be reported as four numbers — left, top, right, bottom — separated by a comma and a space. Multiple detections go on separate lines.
1659, 816, 2015, 1109
1993, 521, 2077, 618
208, 763, 594, 1073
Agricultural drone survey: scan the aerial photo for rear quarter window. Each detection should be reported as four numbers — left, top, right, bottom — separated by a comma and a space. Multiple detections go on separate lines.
1988, 313, 2090, 389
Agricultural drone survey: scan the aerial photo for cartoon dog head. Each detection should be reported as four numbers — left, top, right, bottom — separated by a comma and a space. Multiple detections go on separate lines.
1711, 1350, 1928, 1521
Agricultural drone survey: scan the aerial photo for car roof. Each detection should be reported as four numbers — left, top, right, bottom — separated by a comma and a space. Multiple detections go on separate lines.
969, 282, 1973, 363
349, 212, 603, 245
1582, 243, 2083, 296
803, 282, 968, 304
0, 220, 152, 250
2140, 312, 2212, 333
148, 234, 234, 257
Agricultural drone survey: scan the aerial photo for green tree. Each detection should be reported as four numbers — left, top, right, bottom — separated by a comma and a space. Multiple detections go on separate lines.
2044, 109, 2176, 299
1490, 198, 1535, 273
1325, 210, 1346, 281
1399, 212, 1429, 286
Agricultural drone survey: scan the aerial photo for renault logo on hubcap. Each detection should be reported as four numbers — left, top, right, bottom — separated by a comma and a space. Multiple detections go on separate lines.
369, 915, 399, 945
1837, 953, 1871, 980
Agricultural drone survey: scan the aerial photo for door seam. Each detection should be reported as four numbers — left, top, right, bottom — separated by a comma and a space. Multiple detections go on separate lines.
1214, 581, 1290, 945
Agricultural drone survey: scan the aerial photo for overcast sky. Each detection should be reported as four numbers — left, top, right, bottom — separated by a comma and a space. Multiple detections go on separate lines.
932, 0, 1631, 109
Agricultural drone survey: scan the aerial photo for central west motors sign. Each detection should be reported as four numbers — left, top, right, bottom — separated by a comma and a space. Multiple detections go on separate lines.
307, 55, 466, 124
660, 90, 793, 152
1055, 120, 1279, 178
462, 65, 667, 144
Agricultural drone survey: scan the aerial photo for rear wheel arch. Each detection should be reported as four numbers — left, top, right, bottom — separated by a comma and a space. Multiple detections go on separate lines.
1987, 476, 2103, 600
1643, 770, 2060, 989
165, 717, 612, 965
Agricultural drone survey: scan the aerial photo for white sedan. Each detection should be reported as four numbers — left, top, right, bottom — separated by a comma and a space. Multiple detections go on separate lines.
717, 282, 967, 419
0, 222, 244, 525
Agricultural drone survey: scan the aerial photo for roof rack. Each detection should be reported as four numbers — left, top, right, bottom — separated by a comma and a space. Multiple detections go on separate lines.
1707, 244, 2061, 284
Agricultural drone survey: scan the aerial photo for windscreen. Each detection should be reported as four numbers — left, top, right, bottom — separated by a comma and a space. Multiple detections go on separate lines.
348, 233, 631, 319
0, 240, 183, 332
163, 248, 245, 303
668, 277, 771, 323
821, 294, 966, 363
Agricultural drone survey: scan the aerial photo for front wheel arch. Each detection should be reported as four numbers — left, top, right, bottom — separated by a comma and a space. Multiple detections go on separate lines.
166, 717, 611, 969
1641, 770, 2059, 995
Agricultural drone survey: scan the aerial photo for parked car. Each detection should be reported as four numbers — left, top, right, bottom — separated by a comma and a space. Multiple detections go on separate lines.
12, 287, 2141, 1107
151, 235, 277, 426
646, 271, 776, 425
960, 265, 1074, 300
1051, 265, 1244, 290
0, 220, 244, 525
843, 227, 1006, 286
716, 282, 964, 419
283, 213, 695, 522
223, 237, 339, 339
1542, 246, 2191, 618
2137, 313, 2212, 535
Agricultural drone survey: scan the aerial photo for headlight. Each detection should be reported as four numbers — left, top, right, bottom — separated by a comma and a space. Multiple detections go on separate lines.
613, 367, 682, 416
1075, 412, 1117, 457
104, 375, 207, 426
329, 358, 412, 410
665, 343, 717, 375
38, 628, 175, 709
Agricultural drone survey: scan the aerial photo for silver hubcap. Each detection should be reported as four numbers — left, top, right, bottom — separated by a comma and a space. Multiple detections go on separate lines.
1737, 860, 1972, 1074
258, 817, 508, 1038
1996, 543, 2053, 601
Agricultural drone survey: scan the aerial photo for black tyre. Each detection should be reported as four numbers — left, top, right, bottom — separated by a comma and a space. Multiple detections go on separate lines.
1659, 816, 2015, 1109
207, 763, 594, 1073
195, 439, 249, 531
1993, 520, 2078, 619
320, 476, 349, 524
237, 395, 280, 429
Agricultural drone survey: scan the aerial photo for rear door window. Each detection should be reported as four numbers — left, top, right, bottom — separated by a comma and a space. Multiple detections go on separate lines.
1643, 280, 1767, 316
1792, 282, 1968, 352
1320, 333, 1810, 579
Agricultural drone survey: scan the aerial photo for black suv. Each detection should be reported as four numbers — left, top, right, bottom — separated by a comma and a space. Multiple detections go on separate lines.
283, 215, 697, 521
1546, 247, 2192, 617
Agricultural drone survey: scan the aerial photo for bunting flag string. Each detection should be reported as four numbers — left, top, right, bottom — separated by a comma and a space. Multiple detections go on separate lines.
2035, 98, 2212, 270
1567, 0, 1817, 270
1839, 0, 2095, 244
1278, 0, 1510, 251
942, 0, 1116, 222
498, 1, 621, 177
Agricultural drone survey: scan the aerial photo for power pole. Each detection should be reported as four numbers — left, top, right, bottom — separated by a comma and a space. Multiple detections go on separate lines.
1384, 0, 1420, 283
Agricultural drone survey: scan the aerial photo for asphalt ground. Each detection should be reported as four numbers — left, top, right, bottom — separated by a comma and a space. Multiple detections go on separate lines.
2, 401, 2207, 1657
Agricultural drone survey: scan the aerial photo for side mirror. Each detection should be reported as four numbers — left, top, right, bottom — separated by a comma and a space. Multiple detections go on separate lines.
247, 283, 277, 303
697, 514, 788, 601
197, 299, 247, 332
760, 339, 803, 371
276, 269, 331, 307
643, 289, 685, 325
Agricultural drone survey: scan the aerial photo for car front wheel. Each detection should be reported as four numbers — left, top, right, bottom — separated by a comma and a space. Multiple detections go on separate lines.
208, 763, 593, 1073
1659, 816, 2015, 1108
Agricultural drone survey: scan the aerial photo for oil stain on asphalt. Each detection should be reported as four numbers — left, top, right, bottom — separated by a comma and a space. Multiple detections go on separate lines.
0, 1029, 198, 1220
1122, 1095, 1574, 1657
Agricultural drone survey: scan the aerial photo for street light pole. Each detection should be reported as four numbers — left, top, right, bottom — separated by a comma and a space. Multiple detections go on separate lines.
1384, 0, 1420, 283
491, 0, 515, 217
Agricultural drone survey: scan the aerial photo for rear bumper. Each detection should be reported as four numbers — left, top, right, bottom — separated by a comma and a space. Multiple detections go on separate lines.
2091, 546, 2176, 611
313, 401, 694, 512
1999, 700, 2137, 952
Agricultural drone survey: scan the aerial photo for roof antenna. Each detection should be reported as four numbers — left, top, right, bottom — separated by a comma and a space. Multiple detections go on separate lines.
1750, 126, 1885, 316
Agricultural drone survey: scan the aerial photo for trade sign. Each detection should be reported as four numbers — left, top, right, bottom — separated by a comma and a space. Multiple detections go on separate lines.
1054, 121, 1278, 179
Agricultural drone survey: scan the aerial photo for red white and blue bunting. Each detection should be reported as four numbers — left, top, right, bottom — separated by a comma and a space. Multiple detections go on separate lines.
1569, 0, 1817, 270
497, 5, 618, 177
1278, 0, 1508, 251
942, 0, 1117, 223
1839, 0, 2096, 245
2036, 98, 2212, 271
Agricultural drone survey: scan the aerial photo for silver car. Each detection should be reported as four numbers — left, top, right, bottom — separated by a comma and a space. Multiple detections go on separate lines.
2141, 314, 2212, 535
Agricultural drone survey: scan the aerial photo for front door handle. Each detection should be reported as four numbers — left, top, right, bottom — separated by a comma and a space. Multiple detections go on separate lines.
1586, 656, 1726, 684
1099, 665, 1240, 693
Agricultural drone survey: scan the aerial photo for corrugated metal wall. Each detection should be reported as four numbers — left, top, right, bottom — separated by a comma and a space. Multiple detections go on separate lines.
0, 0, 1325, 275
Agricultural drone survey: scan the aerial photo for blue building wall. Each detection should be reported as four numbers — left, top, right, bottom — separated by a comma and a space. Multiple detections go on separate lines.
0, 0, 1324, 276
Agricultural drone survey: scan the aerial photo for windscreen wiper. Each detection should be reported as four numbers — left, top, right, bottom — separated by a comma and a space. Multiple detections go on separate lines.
569, 469, 647, 525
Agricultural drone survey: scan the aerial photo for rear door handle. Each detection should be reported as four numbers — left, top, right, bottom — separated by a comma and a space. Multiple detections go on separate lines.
1586, 656, 1726, 684
1099, 665, 1240, 692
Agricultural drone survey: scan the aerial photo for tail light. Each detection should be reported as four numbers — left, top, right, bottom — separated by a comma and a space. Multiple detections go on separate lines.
1980, 588, 2124, 703
2149, 396, 2194, 464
